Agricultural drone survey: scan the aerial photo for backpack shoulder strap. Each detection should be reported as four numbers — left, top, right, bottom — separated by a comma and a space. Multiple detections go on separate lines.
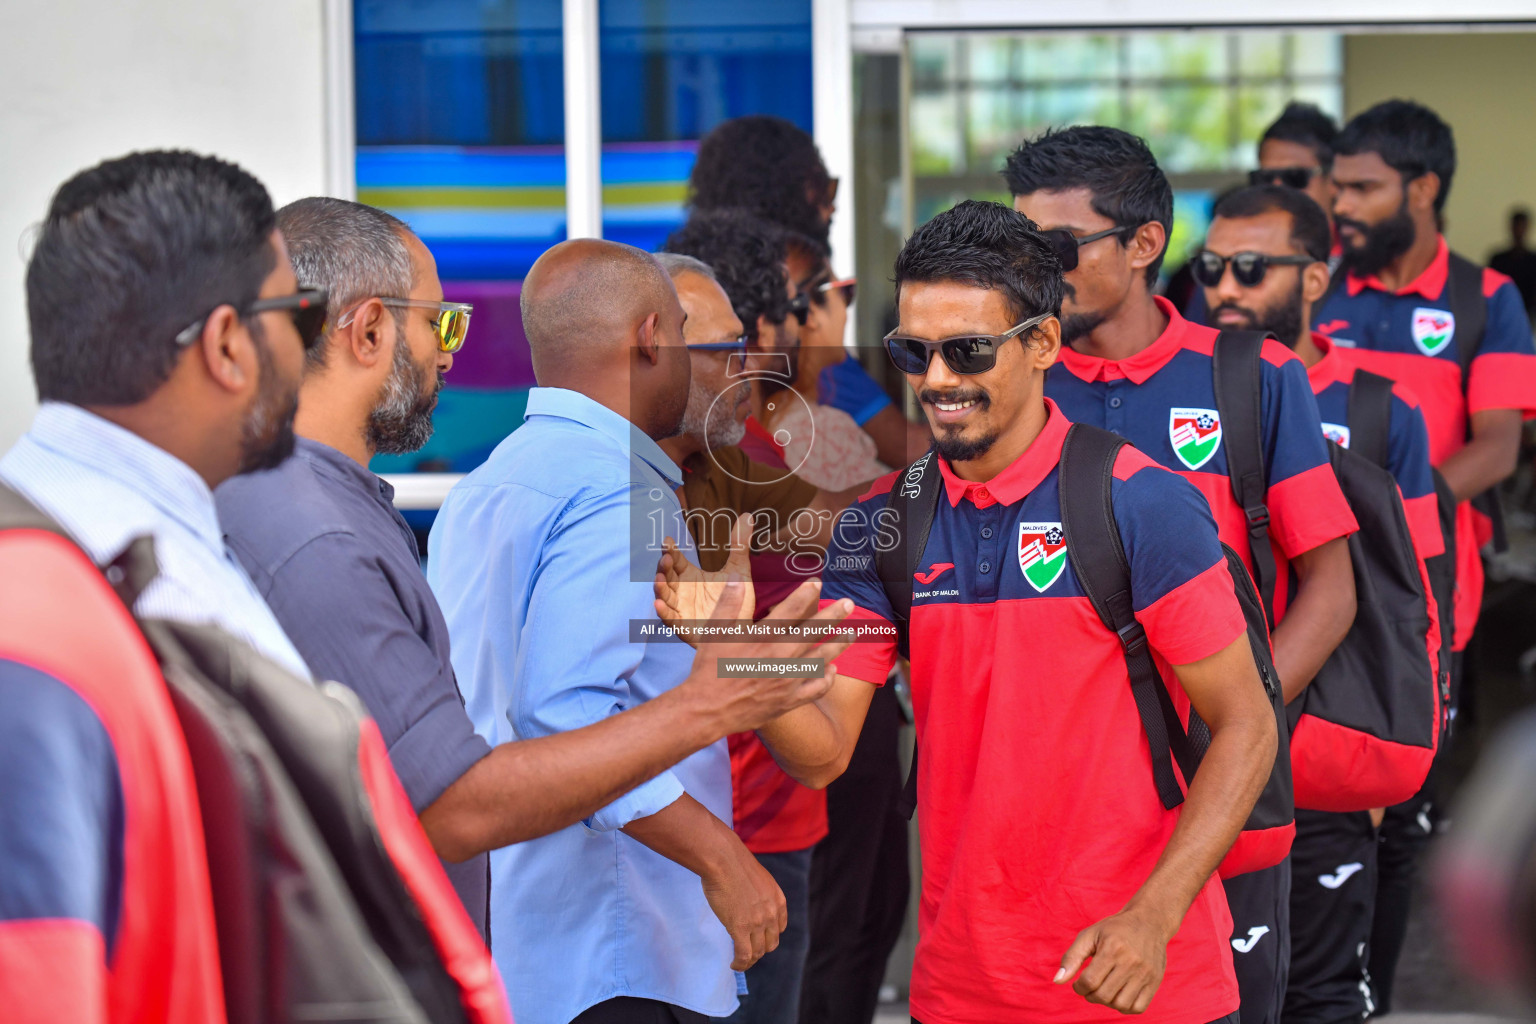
1446, 251, 1488, 385
881, 452, 941, 823
1212, 329, 1278, 630
875, 450, 941, 661
1346, 369, 1396, 470
1059, 423, 1191, 811
0, 481, 71, 538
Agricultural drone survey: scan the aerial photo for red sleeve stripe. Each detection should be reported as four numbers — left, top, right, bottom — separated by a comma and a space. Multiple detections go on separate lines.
1259, 336, 1303, 369
1468, 352, 1536, 416
857, 470, 900, 502
823, 603, 895, 686
1483, 266, 1515, 299
1110, 444, 1163, 482
0, 918, 106, 1024
1138, 559, 1247, 666
1266, 463, 1359, 557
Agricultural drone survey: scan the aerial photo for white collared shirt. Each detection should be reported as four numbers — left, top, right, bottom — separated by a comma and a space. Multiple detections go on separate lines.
1, 402, 310, 678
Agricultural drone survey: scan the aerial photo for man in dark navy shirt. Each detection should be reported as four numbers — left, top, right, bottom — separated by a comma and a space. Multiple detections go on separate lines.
217, 197, 857, 939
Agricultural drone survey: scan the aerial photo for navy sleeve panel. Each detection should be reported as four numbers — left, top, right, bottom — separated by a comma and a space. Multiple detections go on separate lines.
1111, 461, 1229, 614
1259, 350, 1337, 490
821, 488, 899, 624
819, 358, 894, 426
0, 659, 124, 957
1387, 395, 1437, 503
260, 533, 491, 811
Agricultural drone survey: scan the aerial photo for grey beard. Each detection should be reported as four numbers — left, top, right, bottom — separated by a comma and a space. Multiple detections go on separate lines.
681, 379, 747, 451
367, 341, 438, 455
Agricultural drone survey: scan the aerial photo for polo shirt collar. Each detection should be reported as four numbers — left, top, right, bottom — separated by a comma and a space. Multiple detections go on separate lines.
1056, 296, 1187, 384
937, 398, 1070, 508
27, 401, 224, 550
1345, 235, 1449, 300
525, 386, 684, 488
1305, 333, 1350, 392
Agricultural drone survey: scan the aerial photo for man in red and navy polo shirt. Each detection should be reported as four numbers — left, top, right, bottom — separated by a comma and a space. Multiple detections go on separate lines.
1009, 126, 1359, 1024
683, 200, 1279, 1024
1309, 98, 1536, 1015
1314, 99, 1536, 656
1200, 183, 1443, 1024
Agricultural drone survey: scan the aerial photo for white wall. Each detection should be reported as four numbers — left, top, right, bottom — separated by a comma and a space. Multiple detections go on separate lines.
0, 0, 332, 450
1344, 32, 1536, 265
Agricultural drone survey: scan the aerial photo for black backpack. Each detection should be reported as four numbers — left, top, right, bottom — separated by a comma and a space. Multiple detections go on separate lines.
0, 483, 510, 1024
878, 426, 1295, 878
1347, 369, 1457, 742
1213, 335, 1440, 812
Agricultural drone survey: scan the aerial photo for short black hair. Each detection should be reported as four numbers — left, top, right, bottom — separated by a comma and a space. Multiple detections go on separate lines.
1259, 102, 1339, 171
1335, 100, 1456, 213
662, 208, 790, 339
28, 150, 276, 405
1002, 125, 1173, 286
688, 116, 832, 246
1511, 207, 1531, 226
1212, 185, 1333, 264
894, 200, 1063, 325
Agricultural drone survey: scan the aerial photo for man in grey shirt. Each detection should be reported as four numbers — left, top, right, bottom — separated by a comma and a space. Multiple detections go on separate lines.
216, 198, 851, 937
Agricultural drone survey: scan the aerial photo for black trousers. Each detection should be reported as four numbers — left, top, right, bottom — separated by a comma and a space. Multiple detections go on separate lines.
1224, 859, 1292, 1024
799, 683, 911, 1024
1283, 809, 1378, 1024
571, 998, 708, 1024
1367, 649, 1457, 1014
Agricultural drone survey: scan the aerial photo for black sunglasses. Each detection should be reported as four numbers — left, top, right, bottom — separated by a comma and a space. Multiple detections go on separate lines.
1039, 225, 1132, 272
1192, 250, 1315, 289
1248, 166, 1319, 190
884, 312, 1052, 376
175, 289, 330, 351
785, 291, 811, 327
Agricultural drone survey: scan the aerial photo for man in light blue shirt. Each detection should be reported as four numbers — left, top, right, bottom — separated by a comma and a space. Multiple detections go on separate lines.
430, 239, 853, 1024
1, 150, 320, 678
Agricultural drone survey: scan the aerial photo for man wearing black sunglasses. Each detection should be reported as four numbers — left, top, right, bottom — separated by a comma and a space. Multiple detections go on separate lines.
677, 198, 1276, 1024
1012, 126, 1359, 1024
1204, 184, 1448, 1024
0, 149, 325, 1017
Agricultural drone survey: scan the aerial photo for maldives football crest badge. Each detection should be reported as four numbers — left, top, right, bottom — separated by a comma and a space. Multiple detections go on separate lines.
1018, 522, 1068, 592
1169, 408, 1222, 470
1322, 422, 1351, 448
1411, 307, 1455, 356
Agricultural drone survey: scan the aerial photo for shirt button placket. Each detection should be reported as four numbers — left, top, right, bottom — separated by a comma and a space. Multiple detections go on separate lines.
977, 509, 1004, 598
1106, 381, 1125, 433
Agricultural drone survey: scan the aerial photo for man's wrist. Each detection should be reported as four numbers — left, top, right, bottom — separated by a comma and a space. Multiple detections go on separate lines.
1121, 889, 1186, 945
660, 669, 734, 748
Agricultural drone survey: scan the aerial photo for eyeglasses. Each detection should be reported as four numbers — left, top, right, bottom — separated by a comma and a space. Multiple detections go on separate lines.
1192, 250, 1316, 288
688, 335, 749, 353
785, 292, 811, 327
884, 312, 1052, 376
814, 277, 857, 309
380, 299, 473, 353
175, 289, 330, 350
1038, 225, 1133, 272
338, 298, 473, 353
1248, 166, 1319, 190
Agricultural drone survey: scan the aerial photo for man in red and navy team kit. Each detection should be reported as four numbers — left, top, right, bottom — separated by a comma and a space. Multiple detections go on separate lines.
1199, 184, 1443, 1024
1009, 127, 1359, 1024
667, 200, 1279, 1024
1309, 100, 1536, 1013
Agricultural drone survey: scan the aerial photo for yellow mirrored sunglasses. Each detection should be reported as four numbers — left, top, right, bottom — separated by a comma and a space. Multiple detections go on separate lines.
378, 298, 473, 353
